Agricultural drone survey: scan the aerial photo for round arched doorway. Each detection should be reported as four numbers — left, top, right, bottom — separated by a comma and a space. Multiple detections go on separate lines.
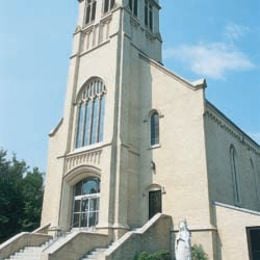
72, 177, 100, 228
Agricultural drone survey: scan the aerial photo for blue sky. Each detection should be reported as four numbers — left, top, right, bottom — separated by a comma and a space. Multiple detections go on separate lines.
0, 0, 259, 171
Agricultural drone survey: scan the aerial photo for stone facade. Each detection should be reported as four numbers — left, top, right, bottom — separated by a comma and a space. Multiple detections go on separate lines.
40, 0, 260, 259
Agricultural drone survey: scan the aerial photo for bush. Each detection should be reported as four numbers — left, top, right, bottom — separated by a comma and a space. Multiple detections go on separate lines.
134, 250, 171, 260
192, 244, 208, 260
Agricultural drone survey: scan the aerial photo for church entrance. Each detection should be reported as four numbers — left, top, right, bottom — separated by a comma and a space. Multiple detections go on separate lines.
149, 190, 162, 219
72, 177, 100, 228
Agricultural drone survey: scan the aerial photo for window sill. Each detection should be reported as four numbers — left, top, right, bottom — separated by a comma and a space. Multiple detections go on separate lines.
82, 21, 95, 31
148, 144, 161, 150
70, 142, 112, 155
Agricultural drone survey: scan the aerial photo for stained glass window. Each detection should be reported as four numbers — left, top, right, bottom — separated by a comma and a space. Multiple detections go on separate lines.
230, 145, 240, 204
150, 111, 159, 146
75, 78, 106, 148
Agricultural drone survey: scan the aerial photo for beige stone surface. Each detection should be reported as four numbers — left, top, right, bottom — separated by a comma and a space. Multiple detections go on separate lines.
214, 203, 260, 260
0, 232, 51, 259
39, 1, 260, 259
41, 232, 109, 260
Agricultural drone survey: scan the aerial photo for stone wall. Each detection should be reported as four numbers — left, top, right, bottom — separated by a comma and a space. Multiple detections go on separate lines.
105, 214, 172, 260
41, 232, 110, 260
0, 232, 52, 259
205, 102, 260, 211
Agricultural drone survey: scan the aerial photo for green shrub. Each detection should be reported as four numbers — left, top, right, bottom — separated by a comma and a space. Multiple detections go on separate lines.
134, 250, 170, 260
192, 244, 208, 260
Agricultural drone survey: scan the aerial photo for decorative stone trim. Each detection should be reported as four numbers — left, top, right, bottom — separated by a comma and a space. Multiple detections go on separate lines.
49, 118, 63, 137
138, 52, 205, 91
143, 108, 164, 123
75, 15, 112, 54
65, 149, 102, 174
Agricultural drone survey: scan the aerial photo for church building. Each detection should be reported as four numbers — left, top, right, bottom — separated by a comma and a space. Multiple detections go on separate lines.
1, 0, 260, 259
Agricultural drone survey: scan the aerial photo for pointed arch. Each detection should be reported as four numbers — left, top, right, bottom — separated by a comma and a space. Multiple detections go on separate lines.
103, 0, 115, 13
85, 0, 97, 25
250, 158, 259, 201
75, 77, 106, 148
230, 145, 240, 205
150, 110, 160, 146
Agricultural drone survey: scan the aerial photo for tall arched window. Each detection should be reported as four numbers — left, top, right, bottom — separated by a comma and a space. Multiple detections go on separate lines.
85, 0, 97, 24
144, 0, 153, 31
72, 177, 100, 228
104, 0, 115, 13
230, 145, 240, 204
129, 0, 138, 16
75, 78, 106, 148
250, 158, 259, 201
150, 111, 159, 146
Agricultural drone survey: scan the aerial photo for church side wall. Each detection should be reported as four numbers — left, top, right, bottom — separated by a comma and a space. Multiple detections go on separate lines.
138, 57, 211, 228
204, 103, 260, 212
118, 39, 215, 256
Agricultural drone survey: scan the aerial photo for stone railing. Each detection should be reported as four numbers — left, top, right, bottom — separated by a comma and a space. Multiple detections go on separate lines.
105, 214, 172, 260
0, 232, 52, 259
65, 149, 102, 173
32, 223, 51, 234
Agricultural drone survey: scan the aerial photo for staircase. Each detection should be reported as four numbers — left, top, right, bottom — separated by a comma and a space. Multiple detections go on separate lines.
81, 247, 107, 260
5, 239, 52, 260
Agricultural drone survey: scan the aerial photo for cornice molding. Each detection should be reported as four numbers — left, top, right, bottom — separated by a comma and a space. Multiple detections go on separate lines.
205, 103, 260, 155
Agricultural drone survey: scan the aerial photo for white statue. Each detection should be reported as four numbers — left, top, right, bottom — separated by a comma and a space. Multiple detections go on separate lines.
175, 220, 192, 260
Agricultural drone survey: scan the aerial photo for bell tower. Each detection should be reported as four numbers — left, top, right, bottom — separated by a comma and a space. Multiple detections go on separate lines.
41, 0, 162, 239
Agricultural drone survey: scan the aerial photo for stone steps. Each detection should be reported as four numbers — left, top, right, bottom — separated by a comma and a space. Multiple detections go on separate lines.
81, 247, 107, 260
5, 239, 53, 260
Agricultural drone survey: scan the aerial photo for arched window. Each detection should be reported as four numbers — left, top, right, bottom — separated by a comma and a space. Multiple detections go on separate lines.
104, 0, 115, 13
144, 0, 153, 31
230, 145, 240, 204
250, 158, 259, 201
72, 177, 100, 228
85, 0, 97, 24
150, 111, 159, 146
129, 0, 138, 16
75, 78, 106, 148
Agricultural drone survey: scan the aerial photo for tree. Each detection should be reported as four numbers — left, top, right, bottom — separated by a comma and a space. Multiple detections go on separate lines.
0, 150, 44, 243
21, 168, 44, 231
